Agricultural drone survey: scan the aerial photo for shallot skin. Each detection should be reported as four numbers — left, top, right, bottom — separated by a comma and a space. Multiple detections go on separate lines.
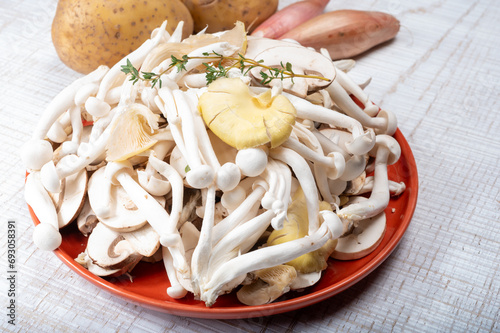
251, 0, 329, 39
279, 10, 400, 60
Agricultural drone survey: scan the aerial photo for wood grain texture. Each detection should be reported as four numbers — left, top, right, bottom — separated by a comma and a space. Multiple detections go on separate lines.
1, 0, 499, 332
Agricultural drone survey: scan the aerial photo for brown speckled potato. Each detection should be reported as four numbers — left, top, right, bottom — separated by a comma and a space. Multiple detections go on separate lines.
182, 0, 278, 33
52, 0, 194, 74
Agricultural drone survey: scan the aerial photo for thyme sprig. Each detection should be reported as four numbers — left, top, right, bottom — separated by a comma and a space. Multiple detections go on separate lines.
120, 52, 330, 88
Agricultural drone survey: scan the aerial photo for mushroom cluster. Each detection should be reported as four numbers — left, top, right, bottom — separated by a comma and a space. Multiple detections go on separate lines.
23, 21, 404, 307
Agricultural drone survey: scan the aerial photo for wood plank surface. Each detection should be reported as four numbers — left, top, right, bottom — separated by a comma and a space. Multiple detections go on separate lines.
1, 0, 498, 332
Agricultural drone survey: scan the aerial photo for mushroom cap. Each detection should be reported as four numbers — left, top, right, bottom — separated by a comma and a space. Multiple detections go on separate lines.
369, 134, 401, 165
32, 223, 62, 251
235, 147, 268, 177
105, 103, 159, 162
375, 109, 398, 136
215, 162, 241, 191
249, 44, 336, 98
21, 139, 53, 171
198, 78, 297, 150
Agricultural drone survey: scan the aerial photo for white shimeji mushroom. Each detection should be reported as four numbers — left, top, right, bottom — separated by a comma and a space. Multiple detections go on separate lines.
332, 197, 387, 260
25, 172, 62, 251
318, 128, 369, 182
156, 88, 215, 189
260, 159, 292, 230
337, 135, 401, 221
247, 42, 336, 99
21, 139, 53, 171
358, 176, 406, 196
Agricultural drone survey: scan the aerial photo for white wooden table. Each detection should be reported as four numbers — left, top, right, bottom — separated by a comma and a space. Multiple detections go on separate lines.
1, 0, 499, 331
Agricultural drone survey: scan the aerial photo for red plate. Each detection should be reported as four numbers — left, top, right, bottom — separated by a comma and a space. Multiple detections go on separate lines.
29, 129, 418, 319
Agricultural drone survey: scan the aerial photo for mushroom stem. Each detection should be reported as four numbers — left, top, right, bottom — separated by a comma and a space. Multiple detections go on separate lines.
212, 184, 266, 245
156, 89, 188, 159
166, 20, 184, 43
148, 155, 184, 232
261, 159, 291, 230
334, 67, 379, 117
283, 137, 345, 179
47, 111, 70, 143
172, 89, 215, 189
270, 147, 320, 234
111, 167, 172, 244
190, 185, 216, 295
162, 246, 188, 299
207, 210, 275, 276
358, 176, 406, 196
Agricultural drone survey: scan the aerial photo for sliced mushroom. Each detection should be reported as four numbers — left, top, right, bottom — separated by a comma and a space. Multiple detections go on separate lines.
49, 168, 87, 228
87, 166, 166, 232
331, 197, 386, 260
236, 265, 297, 306
121, 223, 160, 257
86, 222, 143, 270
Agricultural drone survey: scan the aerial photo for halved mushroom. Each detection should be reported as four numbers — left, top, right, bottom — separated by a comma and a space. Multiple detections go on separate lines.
48, 168, 87, 228
85, 222, 143, 271
249, 44, 336, 98
198, 78, 297, 150
236, 265, 297, 306
331, 197, 386, 260
87, 166, 166, 232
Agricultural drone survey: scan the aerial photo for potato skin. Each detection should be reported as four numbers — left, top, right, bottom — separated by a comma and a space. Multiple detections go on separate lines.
182, 0, 278, 33
52, 0, 194, 74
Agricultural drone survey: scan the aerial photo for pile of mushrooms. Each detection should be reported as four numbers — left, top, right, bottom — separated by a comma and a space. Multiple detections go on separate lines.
22, 21, 404, 307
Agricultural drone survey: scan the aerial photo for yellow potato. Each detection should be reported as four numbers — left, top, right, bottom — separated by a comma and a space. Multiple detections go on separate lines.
182, 0, 278, 33
52, 0, 194, 74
